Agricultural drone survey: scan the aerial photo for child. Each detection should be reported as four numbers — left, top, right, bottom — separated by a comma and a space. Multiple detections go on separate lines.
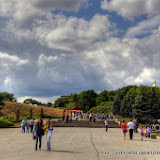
141, 126, 144, 140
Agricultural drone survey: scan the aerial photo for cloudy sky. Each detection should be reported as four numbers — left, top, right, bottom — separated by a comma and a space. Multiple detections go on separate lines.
0, 0, 160, 103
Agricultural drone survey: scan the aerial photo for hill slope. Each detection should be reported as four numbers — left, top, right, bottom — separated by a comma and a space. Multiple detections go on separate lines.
0, 101, 63, 118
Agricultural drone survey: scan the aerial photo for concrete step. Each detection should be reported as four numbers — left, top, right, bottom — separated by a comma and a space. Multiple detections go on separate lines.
51, 119, 120, 128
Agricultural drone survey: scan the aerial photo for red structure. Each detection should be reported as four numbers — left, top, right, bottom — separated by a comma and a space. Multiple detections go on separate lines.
66, 110, 83, 113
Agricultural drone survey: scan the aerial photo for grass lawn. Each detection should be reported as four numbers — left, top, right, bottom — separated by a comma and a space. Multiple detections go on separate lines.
116, 117, 147, 129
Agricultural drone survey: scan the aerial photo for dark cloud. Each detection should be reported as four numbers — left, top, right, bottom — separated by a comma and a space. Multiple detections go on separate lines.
0, 0, 160, 103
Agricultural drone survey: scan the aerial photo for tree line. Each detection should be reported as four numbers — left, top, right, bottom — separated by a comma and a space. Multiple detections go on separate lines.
54, 89, 116, 113
112, 86, 160, 123
1, 85, 160, 123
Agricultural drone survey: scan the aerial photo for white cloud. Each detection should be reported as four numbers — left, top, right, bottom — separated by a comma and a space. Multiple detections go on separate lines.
101, 0, 160, 19
0, 0, 160, 100
125, 67, 160, 85
0, 51, 29, 93
34, 14, 115, 52
17, 95, 60, 104
81, 37, 141, 89
126, 15, 160, 37
0, 51, 28, 66
0, 0, 87, 25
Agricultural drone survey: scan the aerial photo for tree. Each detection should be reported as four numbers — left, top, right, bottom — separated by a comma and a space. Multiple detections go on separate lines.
0, 94, 4, 105
78, 90, 97, 112
47, 102, 52, 107
96, 90, 109, 105
23, 99, 42, 106
112, 92, 121, 115
133, 87, 160, 123
68, 94, 79, 109
54, 97, 69, 108
0, 92, 17, 102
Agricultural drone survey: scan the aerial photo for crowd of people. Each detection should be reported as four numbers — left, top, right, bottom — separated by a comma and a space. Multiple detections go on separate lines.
21, 118, 53, 151
121, 120, 152, 140
21, 115, 152, 151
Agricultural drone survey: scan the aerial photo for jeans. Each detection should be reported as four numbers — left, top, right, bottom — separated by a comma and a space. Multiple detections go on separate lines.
26, 127, 29, 133
35, 134, 42, 150
105, 125, 108, 132
46, 133, 51, 150
30, 125, 33, 133
135, 127, 138, 133
129, 129, 133, 139
22, 126, 25, 133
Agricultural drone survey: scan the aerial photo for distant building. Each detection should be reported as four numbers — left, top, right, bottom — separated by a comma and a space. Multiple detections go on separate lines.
61, 95, 69, 98
152, 80, 158, 88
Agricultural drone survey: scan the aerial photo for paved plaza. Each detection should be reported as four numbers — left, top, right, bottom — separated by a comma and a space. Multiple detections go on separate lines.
0, 128, 160, 160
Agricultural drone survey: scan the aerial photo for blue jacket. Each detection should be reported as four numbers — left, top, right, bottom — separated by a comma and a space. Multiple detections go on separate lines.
34, 125, 42, 136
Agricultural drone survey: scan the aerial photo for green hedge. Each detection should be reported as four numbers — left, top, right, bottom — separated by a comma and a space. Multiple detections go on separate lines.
0, 117, 13, 127
88, 101, 113, 114
2, 116, 16, 123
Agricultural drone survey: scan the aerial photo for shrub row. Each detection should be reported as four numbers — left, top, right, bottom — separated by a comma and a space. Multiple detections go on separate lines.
0, 117, 13, 128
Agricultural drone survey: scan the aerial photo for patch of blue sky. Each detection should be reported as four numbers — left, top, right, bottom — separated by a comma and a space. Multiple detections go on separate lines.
135, 33, 152, 39
0, 17, 9, 21
51, 0, 149, 37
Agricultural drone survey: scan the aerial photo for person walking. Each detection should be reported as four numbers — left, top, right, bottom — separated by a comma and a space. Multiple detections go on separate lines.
21, 119, 26, 133
93, 116, 96, 124
33, 119, 43, 150
141, 126, 144, 140
26, 120, 30, 133
135, 121, 139, 133
66, 115, 69, 123
29, 119, 34, 133
145, 126, 151, 137
104, 119, 108, 132
127, 120, 135, 140
121, 120, 127, 140
44, 119, 53, 151
89, 113, 92, 121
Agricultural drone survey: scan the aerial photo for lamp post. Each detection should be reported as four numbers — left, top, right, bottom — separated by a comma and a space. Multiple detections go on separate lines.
63, 110, 65, 121
41, 107, 43, 119
16, 108, 20, 123
30, 108, 32, 119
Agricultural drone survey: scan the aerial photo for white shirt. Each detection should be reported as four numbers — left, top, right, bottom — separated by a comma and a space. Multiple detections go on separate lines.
127, 122, 135, 130
47, 127, 53, 136
104, 120, 108, 126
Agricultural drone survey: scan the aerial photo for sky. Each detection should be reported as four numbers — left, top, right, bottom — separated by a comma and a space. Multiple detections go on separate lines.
0, 0, 160, 103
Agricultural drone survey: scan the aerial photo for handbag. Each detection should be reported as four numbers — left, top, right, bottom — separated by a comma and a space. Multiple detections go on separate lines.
125, 129, 127, 133
33, 135, 36, 140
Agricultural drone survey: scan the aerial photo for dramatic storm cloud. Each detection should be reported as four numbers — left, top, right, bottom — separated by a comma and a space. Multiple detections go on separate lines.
0, 0, 160, 103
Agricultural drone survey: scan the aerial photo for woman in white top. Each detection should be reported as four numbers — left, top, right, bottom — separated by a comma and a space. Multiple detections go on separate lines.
44, 119, 53, 150
104, 119, 108, 132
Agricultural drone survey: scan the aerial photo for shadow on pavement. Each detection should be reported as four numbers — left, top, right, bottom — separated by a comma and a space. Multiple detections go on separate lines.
42, 150, 81, 154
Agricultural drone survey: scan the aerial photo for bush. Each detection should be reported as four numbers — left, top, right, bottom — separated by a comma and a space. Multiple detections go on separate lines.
2, 116, 16, 123
20, 114, 30, 121
88, 101, 113, 114
20, 114, 41, 120
43, 114, 54, 119
0, 117, 13, 127
33, 114, 41, 119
